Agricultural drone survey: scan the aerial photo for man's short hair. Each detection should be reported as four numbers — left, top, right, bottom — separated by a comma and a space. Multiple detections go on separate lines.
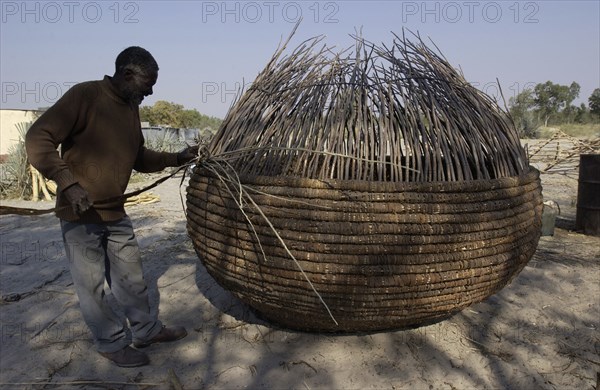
115, 46, 159, 76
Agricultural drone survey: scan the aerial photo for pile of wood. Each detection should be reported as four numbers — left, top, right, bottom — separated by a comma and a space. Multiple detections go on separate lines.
526, 131, 600, 177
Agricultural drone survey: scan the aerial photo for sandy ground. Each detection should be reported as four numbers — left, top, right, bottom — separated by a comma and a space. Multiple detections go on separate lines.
0, 168, 599, 390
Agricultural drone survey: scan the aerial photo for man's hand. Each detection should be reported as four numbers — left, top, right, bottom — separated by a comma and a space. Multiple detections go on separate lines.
63, 183, 93, 215
177, 144, 199, 166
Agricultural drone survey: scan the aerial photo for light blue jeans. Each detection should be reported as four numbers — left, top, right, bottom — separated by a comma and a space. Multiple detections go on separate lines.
60, 216, 162, 353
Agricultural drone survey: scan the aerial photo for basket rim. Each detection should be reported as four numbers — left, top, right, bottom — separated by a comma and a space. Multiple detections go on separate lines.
193, 165, 540, 193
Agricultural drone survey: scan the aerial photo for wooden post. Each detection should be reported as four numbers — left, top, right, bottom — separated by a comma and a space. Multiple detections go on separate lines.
30, 165, 39, 201
39, 173, 52, 200
29, 165, 52, 201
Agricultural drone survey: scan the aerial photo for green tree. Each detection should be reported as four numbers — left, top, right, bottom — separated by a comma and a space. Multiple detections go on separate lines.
533, 81, 580, 126
589, 88, 600, 117
509, 89, 539, 137
562, 82, 581, 123
139, 101, 222, 131
573, 103, 593, 124
566, 82, 580, 106
179, 109, 203, 129
139, 105, 155, 124
152, 101, 184, 127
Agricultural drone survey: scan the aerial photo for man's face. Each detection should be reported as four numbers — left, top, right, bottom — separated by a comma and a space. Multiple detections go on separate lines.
123, 69, 158, 106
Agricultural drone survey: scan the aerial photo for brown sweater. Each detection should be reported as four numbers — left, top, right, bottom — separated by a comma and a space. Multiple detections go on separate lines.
26, 76, 178, 223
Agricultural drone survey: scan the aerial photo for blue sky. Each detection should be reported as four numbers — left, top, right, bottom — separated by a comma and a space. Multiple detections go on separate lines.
1, 0, 599, 118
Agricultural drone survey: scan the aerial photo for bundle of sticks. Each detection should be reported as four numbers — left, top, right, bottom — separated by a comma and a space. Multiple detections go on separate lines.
210, 28, 527, 183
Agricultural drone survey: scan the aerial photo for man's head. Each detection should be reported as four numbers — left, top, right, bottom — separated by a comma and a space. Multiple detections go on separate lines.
112, 46, 159, 105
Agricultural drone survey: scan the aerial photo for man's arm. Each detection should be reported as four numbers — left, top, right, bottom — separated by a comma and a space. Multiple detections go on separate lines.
133, 143, 198, 173
25, 83, 94, 188
25, 83, 94, 213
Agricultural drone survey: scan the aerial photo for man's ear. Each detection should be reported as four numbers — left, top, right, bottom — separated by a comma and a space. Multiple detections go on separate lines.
123, 67, 136, 81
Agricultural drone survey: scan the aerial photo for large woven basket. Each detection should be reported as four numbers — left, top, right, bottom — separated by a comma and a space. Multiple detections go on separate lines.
187, 168, 542, 331
186, 32, 543, 332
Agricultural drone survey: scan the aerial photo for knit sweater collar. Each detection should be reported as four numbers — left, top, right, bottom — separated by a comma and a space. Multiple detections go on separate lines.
102, 75, 130, 105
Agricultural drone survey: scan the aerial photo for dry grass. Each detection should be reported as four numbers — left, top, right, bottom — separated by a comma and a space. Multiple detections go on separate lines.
537, 124, 600, 139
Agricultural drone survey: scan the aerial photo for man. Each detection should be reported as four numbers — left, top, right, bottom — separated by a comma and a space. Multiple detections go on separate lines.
25, 46, 196, 367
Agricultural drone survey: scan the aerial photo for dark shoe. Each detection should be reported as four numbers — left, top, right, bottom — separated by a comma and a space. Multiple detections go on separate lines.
99, 346, 149, 367
134, 326, 187, 348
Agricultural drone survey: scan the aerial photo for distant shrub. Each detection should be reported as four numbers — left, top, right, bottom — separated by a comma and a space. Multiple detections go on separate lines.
0, 122, 32, 199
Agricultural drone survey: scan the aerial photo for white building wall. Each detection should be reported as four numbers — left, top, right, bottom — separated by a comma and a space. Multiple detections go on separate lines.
0, 109, 43, 156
